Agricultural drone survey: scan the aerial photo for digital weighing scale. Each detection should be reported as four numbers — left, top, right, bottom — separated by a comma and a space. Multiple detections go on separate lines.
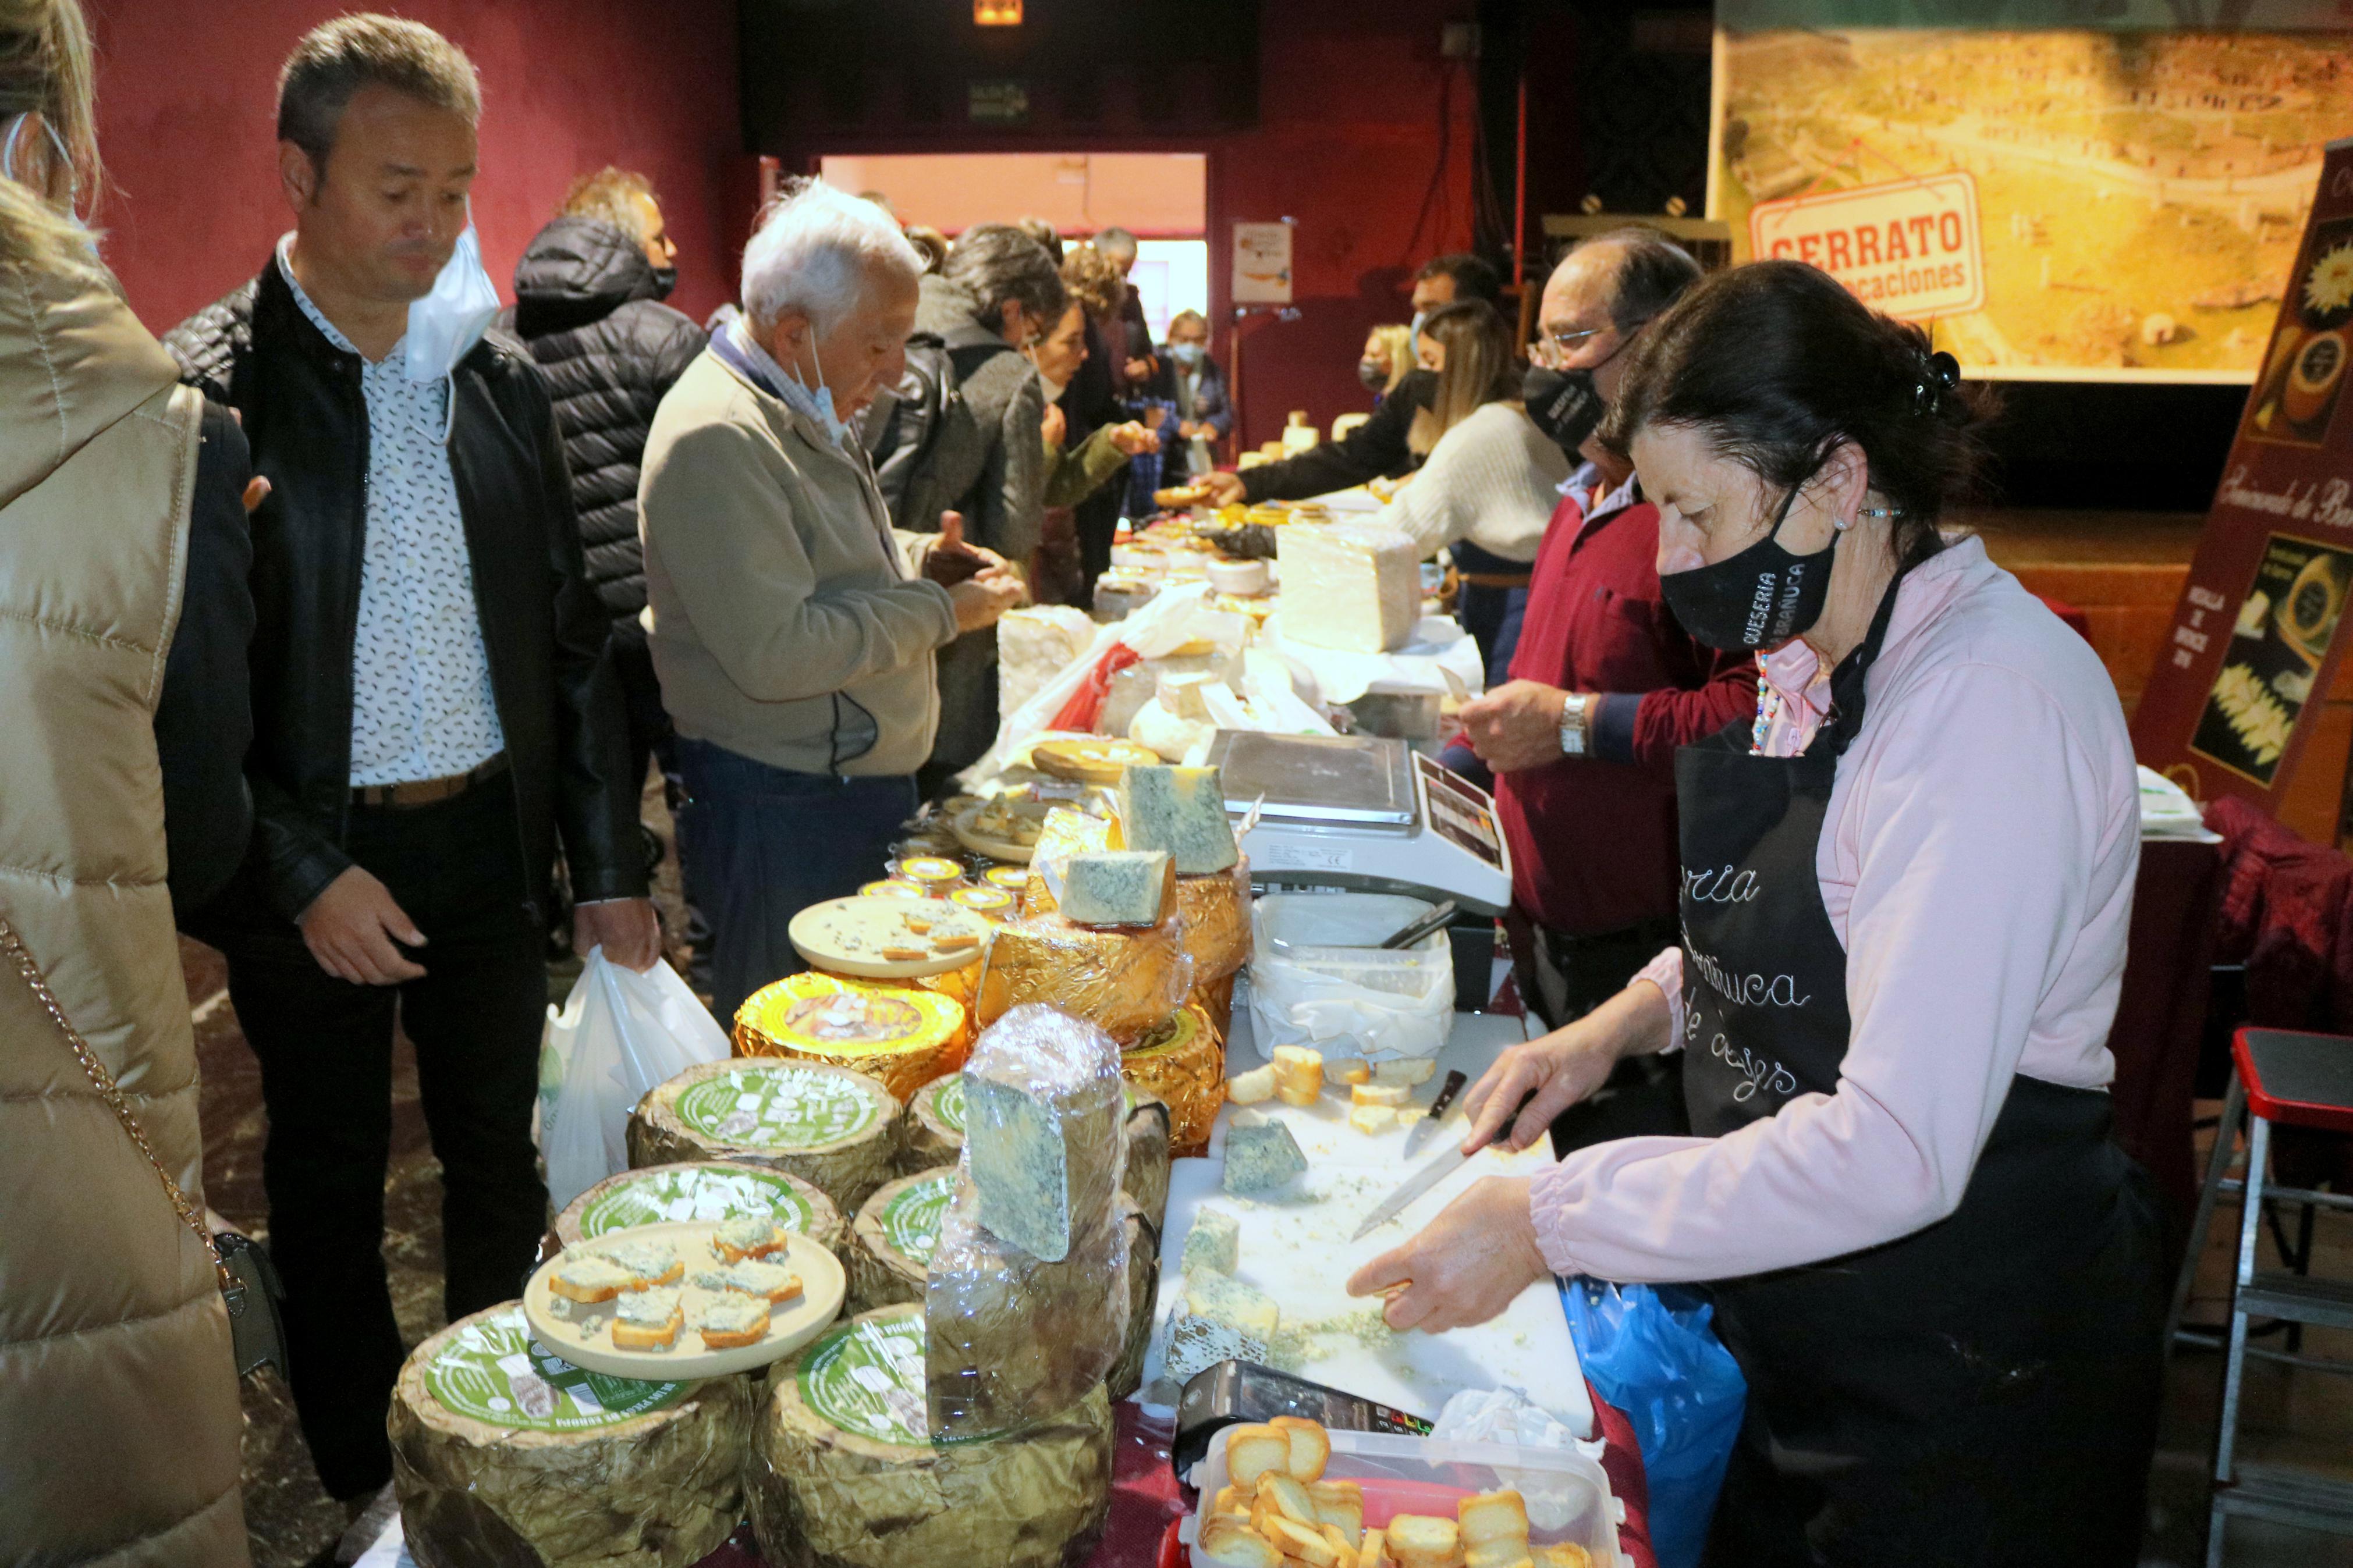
1206, 731, 1513, 915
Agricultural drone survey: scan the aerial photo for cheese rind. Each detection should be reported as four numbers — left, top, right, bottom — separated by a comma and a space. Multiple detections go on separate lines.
1223, 1117, 1308, 1194
1276, 523, 1422, 653
1058, 850, 1177, 927
1163, 1269, 1282, 1384
1115, 764, 1239, 876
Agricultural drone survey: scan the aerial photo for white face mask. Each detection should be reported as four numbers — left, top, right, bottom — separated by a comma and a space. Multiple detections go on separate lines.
1037, 369, 1068, 407
404, 221, 501, 392
3, 112, 94, 251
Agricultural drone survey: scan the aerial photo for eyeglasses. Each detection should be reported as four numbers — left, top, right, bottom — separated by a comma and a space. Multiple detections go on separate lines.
1531, 318, 1648, 369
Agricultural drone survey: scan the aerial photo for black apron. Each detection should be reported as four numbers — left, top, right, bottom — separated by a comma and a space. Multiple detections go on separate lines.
1674, 579, 2164, 1568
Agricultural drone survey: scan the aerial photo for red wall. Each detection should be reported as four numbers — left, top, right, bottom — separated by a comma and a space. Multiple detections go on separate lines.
86, 0, 748, 336
1203, 1, 1479, 450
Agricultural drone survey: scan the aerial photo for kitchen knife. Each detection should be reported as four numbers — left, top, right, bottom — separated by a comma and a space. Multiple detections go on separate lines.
1399, 1068, 1469, 1160
1352, 1086, 1538, 1243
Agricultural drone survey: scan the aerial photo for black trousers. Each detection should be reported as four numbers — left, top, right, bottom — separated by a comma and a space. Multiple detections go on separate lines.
1515, 913, 1692, 1155
225, 774, 549, 1499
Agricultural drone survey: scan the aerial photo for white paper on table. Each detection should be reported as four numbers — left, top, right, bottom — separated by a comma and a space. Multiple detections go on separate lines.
1262, 613, 1487, 705
1150, 1004, 1593, 1441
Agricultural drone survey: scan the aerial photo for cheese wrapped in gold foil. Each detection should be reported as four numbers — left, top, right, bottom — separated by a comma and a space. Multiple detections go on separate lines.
976, 912, 1195, 1040
1119, 1004, 1225, 1158
733, 972, 966, 1103
1192, 970, 1238, 1041
1174, 862, 1252, 983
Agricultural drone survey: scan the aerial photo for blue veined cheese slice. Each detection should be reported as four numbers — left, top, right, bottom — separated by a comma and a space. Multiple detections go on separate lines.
1162, 1268, 1281, 1384
1222, 1115, 1307, 1195
1180, 1208, 1240, 1275
961, 1007, 1125, 1263
1276, 522, 1423, 653
1115, 764, 1238, 876
1058, 850, 1176, 927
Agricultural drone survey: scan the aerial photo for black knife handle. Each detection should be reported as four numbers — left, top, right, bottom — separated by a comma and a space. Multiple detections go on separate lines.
1424, 1069, 1469, 1122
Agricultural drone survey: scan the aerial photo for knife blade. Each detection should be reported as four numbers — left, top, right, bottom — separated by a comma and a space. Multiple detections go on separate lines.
1352, 1086, 1538, 1243
1400, 1069, 1469, 1160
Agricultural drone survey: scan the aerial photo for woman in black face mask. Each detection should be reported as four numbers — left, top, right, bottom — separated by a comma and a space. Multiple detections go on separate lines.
1348, 261, 2163, 1568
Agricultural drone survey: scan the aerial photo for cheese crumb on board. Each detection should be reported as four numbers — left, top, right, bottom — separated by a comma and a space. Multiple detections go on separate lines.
1347, 1103, 1394, 1136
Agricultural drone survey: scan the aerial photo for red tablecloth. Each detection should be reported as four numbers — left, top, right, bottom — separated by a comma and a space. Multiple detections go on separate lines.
693, 1393, 1653, 1568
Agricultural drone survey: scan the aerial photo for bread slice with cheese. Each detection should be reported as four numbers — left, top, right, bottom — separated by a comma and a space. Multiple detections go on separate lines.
611, 1288, 683, 1350
712, 1214, 788, 1263
694, 1293, 771, 1350
547, 1254, 636, 1304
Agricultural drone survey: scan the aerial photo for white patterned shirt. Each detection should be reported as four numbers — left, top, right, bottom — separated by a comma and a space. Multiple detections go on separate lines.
277, 239, 506, 786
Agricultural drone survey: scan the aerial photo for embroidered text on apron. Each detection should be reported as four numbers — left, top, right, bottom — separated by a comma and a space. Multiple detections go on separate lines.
1672, 572, 2163, 1567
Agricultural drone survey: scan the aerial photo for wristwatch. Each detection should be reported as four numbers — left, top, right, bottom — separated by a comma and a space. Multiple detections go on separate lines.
1557, 692, 1591, 757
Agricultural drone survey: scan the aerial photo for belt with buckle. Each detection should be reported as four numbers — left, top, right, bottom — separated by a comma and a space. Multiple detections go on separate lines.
351, 752, 510, 809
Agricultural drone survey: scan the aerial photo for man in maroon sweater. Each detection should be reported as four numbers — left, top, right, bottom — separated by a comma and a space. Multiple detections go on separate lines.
1456, 232, 1756, 1047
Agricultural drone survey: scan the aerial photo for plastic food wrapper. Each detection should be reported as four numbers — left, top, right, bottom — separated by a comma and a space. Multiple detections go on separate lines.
538, 950, 732, 1211
1245, 893, 1454, 1069
1431, 1386, 1610, 1533
924, 1169, 1130, 1442
925, 1005, 1130, 1440
1122, 1092, 1173, 1228
1108, 1197, 1159, 1402
977, 911, 1197, 1039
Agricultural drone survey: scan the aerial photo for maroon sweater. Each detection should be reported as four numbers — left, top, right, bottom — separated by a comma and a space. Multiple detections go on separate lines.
1498, 486, 1759, 936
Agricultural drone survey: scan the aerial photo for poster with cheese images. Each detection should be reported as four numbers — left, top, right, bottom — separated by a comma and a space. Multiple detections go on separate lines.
1708, 0, 2353, 379
2133, 138, 2353, 809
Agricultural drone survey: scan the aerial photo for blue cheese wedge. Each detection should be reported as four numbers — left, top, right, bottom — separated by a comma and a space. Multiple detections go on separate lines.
1222, 1115, 1308, 1195
1115, 765, 1237, 876
1057, 850, 1176, 927
961, 1013, 1124, 1264
1180, 1209, 1240, 1275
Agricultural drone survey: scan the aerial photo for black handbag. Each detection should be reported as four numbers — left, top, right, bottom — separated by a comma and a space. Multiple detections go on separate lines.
0, 915, 289, 1379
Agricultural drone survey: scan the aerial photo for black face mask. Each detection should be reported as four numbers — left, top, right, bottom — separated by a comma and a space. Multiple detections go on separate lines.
1358, 358, 1388, 390
1659, 477, 1841, 652
1521, 364, 1605, 455
649, 265, 679, 301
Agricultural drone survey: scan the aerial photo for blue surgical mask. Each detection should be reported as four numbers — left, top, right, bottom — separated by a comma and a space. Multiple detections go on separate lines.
405, 221, 501, 392
764, 319, 851, 447
3, 112, 94, 253
1407, 309, 1428, 346
1167, 340, 1204, 368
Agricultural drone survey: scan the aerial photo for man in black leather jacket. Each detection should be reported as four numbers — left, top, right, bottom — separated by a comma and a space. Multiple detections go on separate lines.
164, 15, 655, 1507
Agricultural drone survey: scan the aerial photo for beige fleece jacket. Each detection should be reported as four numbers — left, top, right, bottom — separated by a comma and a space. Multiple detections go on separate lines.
640, 348, 958, 776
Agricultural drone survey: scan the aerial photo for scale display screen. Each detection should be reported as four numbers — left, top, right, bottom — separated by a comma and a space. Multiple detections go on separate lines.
1414, 753, 1505, 870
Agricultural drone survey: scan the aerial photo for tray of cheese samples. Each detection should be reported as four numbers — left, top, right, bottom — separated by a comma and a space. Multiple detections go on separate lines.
950, 795, 1057, 862
522, 1218, 846, 1379
788, 895, 991, 979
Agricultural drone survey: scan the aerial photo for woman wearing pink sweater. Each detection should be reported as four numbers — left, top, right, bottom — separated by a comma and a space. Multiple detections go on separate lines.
1351, 261, 2163, 1566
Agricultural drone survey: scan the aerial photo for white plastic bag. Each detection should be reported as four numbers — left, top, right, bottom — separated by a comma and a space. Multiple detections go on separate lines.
1245, 893, 1454, 1068
1432, 1386, 1608, 1530
537, 950, 731, 1210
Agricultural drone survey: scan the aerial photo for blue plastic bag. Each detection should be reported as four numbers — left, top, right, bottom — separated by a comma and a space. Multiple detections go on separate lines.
1561, 1277, 1746, 1568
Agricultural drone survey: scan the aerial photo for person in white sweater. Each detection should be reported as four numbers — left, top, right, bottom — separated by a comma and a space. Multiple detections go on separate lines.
1377, 298, 1571, 666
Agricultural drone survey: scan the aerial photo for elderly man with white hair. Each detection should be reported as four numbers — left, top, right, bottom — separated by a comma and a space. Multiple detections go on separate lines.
640, 179, 1024, 1023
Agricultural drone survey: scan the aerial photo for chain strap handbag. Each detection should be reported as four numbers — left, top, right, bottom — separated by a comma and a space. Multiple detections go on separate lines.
0, 914, 289, 1379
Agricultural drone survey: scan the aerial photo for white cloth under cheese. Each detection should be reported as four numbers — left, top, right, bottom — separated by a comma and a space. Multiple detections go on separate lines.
1276, 523, 1423, 653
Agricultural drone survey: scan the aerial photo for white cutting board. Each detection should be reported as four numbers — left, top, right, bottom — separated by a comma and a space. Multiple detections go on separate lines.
1145, 993, 1593, 1439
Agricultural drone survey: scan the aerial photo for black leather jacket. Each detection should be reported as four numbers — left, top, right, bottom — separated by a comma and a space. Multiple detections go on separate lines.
165, 257, 647, 949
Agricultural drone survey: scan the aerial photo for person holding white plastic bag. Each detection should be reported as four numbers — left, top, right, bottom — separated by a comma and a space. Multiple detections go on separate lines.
166, 14, 656, 1513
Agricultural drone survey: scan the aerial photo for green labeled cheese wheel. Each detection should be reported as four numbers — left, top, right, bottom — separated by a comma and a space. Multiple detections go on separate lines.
846, 1167, 956, 1311
390, 1303, 751, 1568
896, 1073, 966, 1174
629, 1059, 899, 1211
748, 1304, 1112, 1568
556, 1160, 844, 1256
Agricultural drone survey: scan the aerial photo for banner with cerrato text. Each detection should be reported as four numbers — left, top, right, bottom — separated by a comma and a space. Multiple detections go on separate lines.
2132, 138, 2353, 810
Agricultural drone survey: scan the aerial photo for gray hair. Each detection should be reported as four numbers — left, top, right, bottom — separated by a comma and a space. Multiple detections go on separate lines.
278, 14, 480, 176
740, 177, 923, 333
942, 222, 1066, 338
1094, 225, 1138, 260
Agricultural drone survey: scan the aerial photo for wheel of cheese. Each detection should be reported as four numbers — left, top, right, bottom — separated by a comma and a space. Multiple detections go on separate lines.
846, 1167, 955, 1311
1175, 865, 1252, 983
556, 1160, 844, 1257
1119, 1004, 1223, 1160
977, 913, 1193, 1039
391, 1303, 753, 1568
1123, 1090, 1172, 1231
897, 1074, 966, 1174
734, 971, 967, 1102
629, 1059, 900, 1212
1191, 970, 1237, 1041
748, 1305, 1113, 1568
1107, 1198, 1159, 1402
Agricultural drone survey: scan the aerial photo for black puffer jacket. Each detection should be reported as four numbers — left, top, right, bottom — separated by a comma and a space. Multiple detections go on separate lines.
501, 216, 705, 624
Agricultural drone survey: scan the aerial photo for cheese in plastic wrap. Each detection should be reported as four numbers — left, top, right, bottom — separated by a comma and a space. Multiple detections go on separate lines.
924, 1168, 1129, 1442
959, 1004, 1127, 1261
1022, 806, 1118, 909
1108, 1197, 1159, 1402
976, 912, 1195, 1040
1122, 1089, 1173, 1230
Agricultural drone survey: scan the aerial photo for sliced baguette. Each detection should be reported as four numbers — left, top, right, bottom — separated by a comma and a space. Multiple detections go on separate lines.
1459, 1488, 1530, 1545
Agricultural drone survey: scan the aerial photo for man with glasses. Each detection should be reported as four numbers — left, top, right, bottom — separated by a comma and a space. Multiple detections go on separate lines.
1449, 230, 1759, 1151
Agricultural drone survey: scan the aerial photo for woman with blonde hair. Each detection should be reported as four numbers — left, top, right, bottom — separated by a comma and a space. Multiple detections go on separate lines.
1361, 322, 1415, 403
1, 0, 254, 1559
1374, 298, 1571, 667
